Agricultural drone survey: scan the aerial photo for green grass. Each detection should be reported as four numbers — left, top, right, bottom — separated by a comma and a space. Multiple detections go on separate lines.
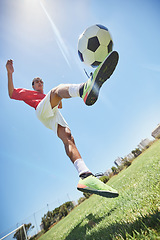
39, 140, 160, 240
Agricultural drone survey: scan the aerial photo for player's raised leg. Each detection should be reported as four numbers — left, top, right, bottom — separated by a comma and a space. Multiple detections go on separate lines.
49, 51, 119, 108
50, 83, 83, 108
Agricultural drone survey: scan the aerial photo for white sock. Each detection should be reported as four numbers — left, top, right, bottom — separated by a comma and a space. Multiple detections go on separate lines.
68, 84, 81, 97
74, 158, 90, 176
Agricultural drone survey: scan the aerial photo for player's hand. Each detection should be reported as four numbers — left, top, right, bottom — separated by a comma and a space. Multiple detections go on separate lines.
6, 59, 14, 74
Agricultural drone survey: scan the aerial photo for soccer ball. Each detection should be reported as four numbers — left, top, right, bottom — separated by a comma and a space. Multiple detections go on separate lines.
78, 24, 113, 68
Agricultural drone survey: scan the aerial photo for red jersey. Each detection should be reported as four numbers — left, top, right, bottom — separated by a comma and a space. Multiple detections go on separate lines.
11, 88, 46, 110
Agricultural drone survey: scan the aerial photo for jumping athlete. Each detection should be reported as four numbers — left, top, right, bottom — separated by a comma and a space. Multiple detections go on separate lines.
6, 51, 119, 198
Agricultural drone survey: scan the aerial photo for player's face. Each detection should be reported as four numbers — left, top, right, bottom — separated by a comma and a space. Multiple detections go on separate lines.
33, 78, 44, 93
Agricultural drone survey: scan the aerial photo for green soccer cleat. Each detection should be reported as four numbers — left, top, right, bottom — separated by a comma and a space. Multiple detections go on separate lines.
81, 51, 119, 106
77, 175, 119, 198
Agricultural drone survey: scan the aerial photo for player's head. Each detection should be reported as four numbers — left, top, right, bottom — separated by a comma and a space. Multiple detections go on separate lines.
32, 77, 44, 93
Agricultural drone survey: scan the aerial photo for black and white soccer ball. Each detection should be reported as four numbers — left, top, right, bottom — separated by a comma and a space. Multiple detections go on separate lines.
78, 24, 113, 68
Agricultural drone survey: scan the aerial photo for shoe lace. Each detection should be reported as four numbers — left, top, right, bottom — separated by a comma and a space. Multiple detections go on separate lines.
94, 172, 104, 177
80, 172, 104, 180
84, 69, 93, 79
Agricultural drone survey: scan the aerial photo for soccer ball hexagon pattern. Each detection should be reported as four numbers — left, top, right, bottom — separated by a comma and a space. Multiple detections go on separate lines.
78, 24, 113, 67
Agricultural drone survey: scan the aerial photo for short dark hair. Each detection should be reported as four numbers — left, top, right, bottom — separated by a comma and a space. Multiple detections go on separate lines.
32, 77, 43, 86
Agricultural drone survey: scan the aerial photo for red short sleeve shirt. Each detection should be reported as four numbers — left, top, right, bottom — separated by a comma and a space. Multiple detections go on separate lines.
11, 88, 46, 110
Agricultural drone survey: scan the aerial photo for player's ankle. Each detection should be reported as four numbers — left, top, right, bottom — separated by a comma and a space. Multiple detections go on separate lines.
68, 84, 81, 97
79, 83, 84, 98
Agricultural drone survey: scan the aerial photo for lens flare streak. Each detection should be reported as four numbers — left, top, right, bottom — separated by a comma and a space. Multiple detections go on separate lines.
40, 1, 71, 68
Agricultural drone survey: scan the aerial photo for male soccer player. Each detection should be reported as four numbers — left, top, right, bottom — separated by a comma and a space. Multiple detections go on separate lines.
6, 51, 119, 198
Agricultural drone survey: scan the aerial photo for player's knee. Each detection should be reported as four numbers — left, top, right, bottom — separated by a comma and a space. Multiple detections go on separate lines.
50, 87, 59, 99
51, 84, 64, 98
50, 88, 58, 98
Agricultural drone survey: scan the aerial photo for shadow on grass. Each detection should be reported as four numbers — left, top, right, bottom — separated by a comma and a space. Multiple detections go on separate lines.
65, 209, 160, 240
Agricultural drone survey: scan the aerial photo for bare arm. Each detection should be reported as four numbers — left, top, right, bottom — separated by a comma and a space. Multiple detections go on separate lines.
6, 59, 14, 98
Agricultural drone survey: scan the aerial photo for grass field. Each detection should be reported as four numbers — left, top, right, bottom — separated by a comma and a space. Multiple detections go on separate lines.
39, 140, 160, 240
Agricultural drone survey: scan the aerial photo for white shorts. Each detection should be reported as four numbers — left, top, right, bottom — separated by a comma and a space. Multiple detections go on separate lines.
35, 90, 69, 135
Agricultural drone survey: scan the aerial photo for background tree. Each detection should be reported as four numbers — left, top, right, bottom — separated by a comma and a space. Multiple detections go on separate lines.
42, 201, 74, 232
99, 176, 110, 183
13, 223, 34, 240
132, 148, 142, 158
111, 166, 119, 175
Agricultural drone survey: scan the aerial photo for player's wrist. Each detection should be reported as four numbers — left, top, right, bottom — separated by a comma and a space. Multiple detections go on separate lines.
7, 71, 14, 76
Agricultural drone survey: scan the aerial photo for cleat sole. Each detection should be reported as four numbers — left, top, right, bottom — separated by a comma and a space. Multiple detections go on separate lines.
85, 51, 119, 106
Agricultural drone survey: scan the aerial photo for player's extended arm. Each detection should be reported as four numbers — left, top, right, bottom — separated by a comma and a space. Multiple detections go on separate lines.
6, 59, 15, 98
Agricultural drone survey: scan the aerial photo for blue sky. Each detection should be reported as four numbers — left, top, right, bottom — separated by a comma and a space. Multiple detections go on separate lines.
0, 0, 160, 237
